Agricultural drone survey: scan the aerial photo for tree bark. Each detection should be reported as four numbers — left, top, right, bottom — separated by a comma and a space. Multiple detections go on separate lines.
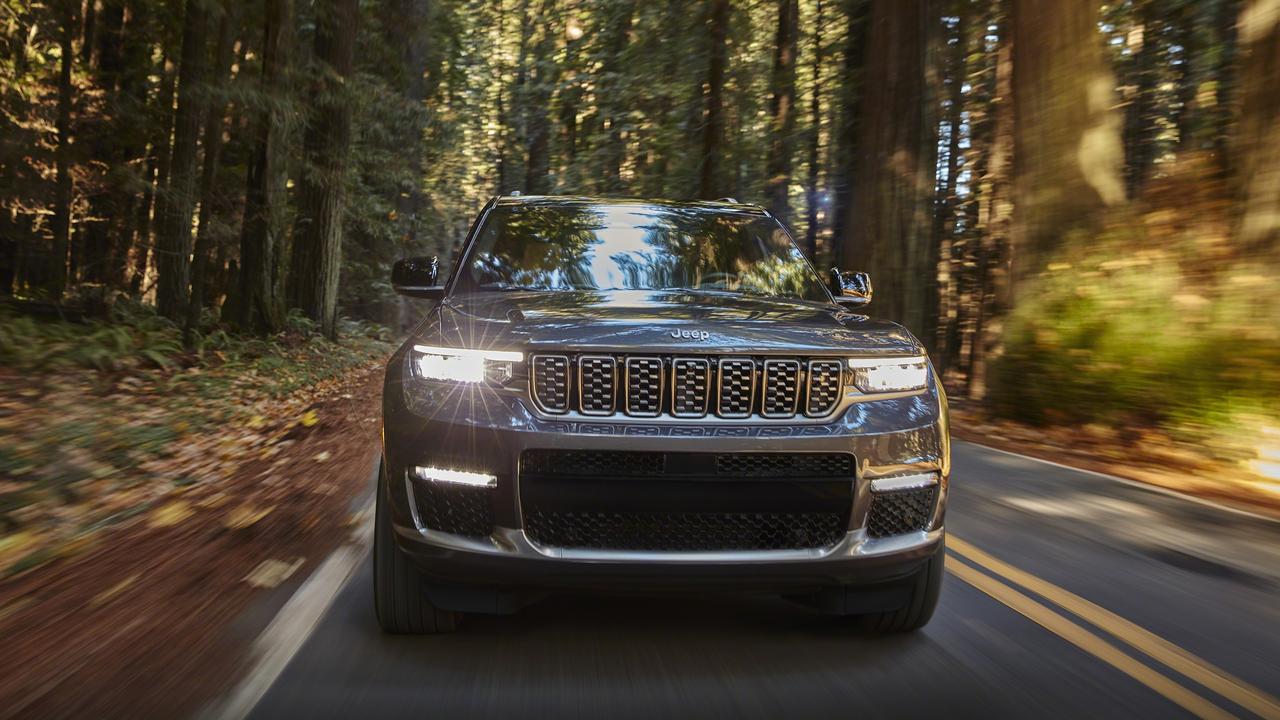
185, 0, 238, 341
803, 0, 824, 261
840, 0, 938, 345
153, 0, 211, 319
523, 0, 559, 194
237, 0, 293, 334
1123, 0, 1159, 197
765, 0, 799, 219
831, 0, 870, 259
933, 6, 966, 376
597, 0, 636, 193
1234, 0, 1280, 255
1009, 0, 1124, 292
697, 0, 730, 199
288, 0, 359, 338
49, 0, 77, 301
130, 55, 179, 298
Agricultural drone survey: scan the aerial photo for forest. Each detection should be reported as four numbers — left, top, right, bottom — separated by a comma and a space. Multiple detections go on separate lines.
1, 0, 1277, 459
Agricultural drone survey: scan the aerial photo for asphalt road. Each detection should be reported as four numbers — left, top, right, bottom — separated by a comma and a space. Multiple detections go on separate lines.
247, 441, 1280, 719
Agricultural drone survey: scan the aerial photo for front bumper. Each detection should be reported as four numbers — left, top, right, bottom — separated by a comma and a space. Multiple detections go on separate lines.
381, 347, 950, 603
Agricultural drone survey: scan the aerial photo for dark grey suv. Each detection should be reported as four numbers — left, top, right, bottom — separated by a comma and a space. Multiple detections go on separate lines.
375, 195, 949, 633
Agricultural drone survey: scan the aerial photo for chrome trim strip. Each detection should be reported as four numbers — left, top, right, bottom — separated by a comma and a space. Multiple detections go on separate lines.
577, 354, 617, 416
623, 356, 663, 417
715, 357, 755, 419
869, 472, 939, 493
670, 357, 711, 418
761, 359, 801, 418
529, 354, 570, 414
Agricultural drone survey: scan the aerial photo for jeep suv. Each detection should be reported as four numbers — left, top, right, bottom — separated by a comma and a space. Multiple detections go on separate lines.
376, 196, 948, 633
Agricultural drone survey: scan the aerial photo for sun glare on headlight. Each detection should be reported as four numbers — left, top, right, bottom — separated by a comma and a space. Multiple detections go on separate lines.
411, 345, 522, 384
848, 356, 929, 393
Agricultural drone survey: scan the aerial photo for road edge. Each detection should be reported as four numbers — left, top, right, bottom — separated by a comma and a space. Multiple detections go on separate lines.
197, 457, 379, 720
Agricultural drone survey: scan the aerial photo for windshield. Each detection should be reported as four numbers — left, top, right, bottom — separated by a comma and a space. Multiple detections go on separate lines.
456, 203, 830, 303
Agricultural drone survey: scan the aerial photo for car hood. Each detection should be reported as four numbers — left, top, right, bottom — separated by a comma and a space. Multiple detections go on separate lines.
425, 290, 923, 356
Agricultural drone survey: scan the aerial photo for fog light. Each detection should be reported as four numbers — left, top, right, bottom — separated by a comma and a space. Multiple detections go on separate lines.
412, 465, 497, 487
869, 472, 939, 493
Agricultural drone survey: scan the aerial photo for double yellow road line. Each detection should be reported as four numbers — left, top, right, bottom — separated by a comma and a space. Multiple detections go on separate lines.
946, 535, 1280, 720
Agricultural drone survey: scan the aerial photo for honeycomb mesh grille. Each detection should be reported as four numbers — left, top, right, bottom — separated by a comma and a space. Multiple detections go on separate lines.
716, 359, 754, 417
578, 355, 616, 414
762, 360, 801, 417
531, 355, 569, 413
523, 510, 847, 552
414, 482, 493, 538
671, 358, 710, 417
866, 486, 938, 538
523, 450, 666, 476
806, 360, 843, 416
625, 357, 663, 416
714, 453, 853, 477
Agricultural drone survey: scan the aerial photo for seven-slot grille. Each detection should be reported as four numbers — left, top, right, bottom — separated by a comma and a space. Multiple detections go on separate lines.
529, 354, 845, 420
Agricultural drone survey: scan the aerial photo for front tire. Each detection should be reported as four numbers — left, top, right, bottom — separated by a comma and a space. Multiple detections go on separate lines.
373, 463, 459, 634
852, 540, 945, 633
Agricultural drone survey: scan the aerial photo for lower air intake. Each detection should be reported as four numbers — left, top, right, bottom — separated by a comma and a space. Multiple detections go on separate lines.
414, 481, 493, 538
866, 486, 937, 538
523, 510, 847, 552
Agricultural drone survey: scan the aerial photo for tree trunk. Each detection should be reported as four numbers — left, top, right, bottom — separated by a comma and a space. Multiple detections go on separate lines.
933, 6, 966, 376
130, 55, 179, 298
831, 0, 870, 259
697, 0, 730, 199
153, 0, 211, 320
839, 0, 938, 345
1123, 0, 1159, 197
1009, 0, 1124, 291
765, 0, 799, 219
185, 0, 238, 341
803, 0, 824, 261
49, 0, 77, 301
523, 0, 559, 194
288, 0, 359, 338
968, 11, 1014, 401
598, 0, 636, 193
237, 0, 293, 334
1234, 0, 1280, 255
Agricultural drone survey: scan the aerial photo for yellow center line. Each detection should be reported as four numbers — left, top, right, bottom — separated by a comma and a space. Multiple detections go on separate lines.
949, 535, 1280, 720
947, 559, 1235, 720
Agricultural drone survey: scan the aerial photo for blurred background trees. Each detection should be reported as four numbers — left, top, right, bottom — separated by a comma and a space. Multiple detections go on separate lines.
0, 0, 1277, 451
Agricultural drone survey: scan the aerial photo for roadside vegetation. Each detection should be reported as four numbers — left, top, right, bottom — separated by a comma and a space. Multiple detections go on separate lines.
0, 301, 393, 578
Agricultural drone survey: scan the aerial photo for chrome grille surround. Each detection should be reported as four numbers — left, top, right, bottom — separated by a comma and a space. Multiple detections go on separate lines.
805, 359, 843, 417
624, 357, 663, 417
716, 358, 755, 418
530, 354, 570, 413
761, 359, 802, 418
671, 357, 711, 418
578, 355, 617, 415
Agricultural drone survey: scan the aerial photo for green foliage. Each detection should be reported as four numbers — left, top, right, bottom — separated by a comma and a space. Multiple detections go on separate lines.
991, 235, 1280, 457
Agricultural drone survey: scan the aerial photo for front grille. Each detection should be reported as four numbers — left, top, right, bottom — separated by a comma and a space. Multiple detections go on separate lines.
529, 353, 847, 420
520, 449, 854, 552
524, 510, 847, 552
866, 486, 938, 538
413, 481, 493, 538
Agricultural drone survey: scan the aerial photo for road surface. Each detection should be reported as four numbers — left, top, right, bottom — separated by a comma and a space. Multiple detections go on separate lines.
246, 441, 1280, 719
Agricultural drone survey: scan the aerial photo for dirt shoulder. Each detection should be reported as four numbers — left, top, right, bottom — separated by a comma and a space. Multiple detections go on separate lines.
950, 404, 1280, 520
0, 364, 383, 720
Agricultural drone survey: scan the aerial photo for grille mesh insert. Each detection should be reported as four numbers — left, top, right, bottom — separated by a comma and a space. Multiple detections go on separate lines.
414, 482, 493, 538
523, 510, 847, 551
806, 360, 843, 416
579, 355, 616, 415
866, 486, 938, 538
523, 449, 666, 476
716, 359, 754, 417
714, 453, 853, 477
671, 358, 710, 417
762, 360, 801, 417
531, 355, 569, 413
625, 357, 663, 416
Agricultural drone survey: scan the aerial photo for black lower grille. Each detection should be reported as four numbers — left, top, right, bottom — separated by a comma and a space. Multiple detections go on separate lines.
520, 449, 853, 551
414, 481, 493, 538
866, 486, 937, 538
524, 510, 847, 551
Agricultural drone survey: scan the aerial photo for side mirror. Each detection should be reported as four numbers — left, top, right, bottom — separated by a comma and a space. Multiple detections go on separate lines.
392, 256, 445, 300
829, 268, 872, 308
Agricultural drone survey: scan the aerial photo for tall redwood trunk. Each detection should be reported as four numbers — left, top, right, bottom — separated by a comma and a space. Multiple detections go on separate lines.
153, 0, 211, 319
765, 0, 800, 219
49, 0, 77, 300
697, 0, 730, 199
840, 0, 938, 345
803, 0, 824, 261
1234, 0, 1280, 255
288, 0, 359, 338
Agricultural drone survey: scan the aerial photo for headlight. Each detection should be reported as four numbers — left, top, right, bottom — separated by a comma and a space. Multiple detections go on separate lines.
848, 355, 929, 393
410, 344, 522, 385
